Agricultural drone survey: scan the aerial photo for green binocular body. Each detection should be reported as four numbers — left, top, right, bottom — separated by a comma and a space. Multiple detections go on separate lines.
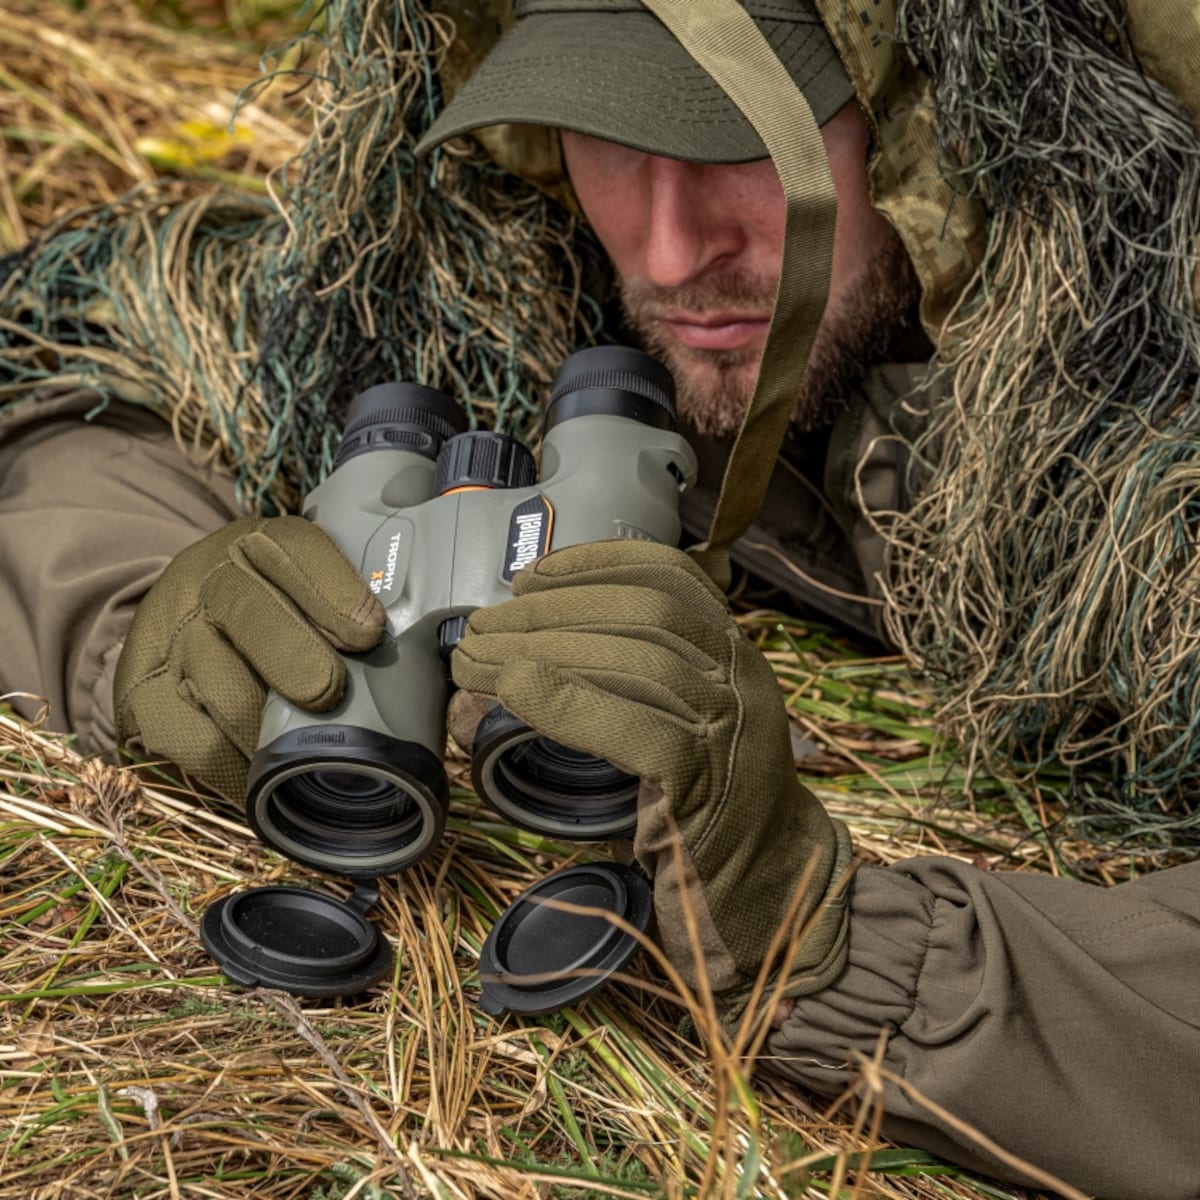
246, 347, 698, 879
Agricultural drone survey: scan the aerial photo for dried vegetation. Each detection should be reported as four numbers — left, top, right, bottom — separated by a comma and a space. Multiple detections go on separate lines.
2, 617, 1156, 1198
0, 3, 1162, 1197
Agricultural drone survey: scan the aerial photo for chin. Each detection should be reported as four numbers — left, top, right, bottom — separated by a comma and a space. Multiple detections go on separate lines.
670, 358, 759, 439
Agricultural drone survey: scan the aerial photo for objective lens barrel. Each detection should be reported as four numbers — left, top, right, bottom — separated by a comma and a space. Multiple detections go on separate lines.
471, 706, 639, 841
468, 346, 686, 842
247, 726, 449, 878
248, 380, 465, 879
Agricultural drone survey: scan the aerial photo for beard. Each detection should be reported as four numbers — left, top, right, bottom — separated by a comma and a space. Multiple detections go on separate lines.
619, 230, 922, 437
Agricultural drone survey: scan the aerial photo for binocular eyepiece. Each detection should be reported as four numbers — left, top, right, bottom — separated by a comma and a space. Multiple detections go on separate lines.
245, 346, 697, 879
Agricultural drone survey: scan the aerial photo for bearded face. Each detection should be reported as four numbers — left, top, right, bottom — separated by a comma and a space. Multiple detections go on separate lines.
560, 104, 923, 440
619, 227, 921, 437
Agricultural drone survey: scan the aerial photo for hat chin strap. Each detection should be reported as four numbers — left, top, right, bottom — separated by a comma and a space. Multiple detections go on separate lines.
639, 0, 837, 591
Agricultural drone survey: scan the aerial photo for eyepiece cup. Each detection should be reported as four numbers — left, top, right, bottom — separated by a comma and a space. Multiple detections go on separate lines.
334, 382, 468, 467
544, 346, 677, 434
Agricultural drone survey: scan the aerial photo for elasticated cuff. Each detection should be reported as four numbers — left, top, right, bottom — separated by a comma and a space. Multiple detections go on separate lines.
759, 857, 1200, 1197
763, 864, 933, 1090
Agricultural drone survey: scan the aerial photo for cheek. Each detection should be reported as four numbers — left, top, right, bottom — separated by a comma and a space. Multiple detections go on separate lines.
727, 163, 787, 268
827, 195, 896, 308
574, 184, 641, 275
561, 136, 647, 279
820, 108, 892, 302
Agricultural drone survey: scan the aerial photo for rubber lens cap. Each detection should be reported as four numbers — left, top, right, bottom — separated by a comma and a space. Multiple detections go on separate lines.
478, 863, 653, 1016
201, 885, 394, 998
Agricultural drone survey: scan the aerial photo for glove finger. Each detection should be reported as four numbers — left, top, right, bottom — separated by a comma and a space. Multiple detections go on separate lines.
235, 518, 385, 652
122, 673, 249, 800
464, 584, 731, 666
513, 540, 729, 615
492, 658, 702, 786
175, 621, 268, 758
454, 629, 725, 725
200, 563, 348, 709
446, 688, 495, 755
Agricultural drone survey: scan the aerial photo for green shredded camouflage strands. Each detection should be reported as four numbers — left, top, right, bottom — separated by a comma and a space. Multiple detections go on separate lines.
4, 0, 1200, 837
0, 0, 601, 515
879, 0, 1200, 836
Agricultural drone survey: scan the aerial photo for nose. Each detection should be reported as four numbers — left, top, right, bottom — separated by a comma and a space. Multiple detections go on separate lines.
641, 157, 747, 289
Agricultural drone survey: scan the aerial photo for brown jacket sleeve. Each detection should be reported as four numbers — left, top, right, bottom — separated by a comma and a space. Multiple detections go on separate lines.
768, 857, 1200, 1199
0, 388, 238, 752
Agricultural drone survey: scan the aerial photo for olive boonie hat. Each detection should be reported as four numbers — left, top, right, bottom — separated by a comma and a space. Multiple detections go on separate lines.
416, 0, 855, 163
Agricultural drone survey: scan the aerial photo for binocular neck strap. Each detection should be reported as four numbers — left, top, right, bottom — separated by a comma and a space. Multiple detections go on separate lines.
639, 0, 837, 591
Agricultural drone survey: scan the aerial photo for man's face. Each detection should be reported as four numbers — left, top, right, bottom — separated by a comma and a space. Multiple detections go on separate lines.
560, 101, 920, 436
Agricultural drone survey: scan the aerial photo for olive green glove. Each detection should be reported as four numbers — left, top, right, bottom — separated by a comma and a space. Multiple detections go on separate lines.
452, 540, 852, 1015
114, 516, 386, 799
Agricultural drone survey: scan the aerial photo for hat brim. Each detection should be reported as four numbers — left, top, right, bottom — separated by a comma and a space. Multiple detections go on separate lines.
416, 10, 853, 163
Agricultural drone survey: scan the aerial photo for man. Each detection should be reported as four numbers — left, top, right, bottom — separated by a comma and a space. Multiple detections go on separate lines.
2, 2, 1199, 1196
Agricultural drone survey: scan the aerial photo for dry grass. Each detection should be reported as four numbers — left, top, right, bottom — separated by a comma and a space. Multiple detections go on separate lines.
0, 617, 1152, 1199
0, 5, 1154, 1197
0, 0, 307, 251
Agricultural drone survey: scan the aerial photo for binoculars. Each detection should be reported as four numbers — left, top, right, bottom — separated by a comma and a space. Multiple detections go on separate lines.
242, 346, 698, 880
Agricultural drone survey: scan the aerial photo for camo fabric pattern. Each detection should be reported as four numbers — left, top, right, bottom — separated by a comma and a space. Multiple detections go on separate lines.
1126, 0, 1200, 310
1126, 0, 1200, 128
812, 0, 985, 338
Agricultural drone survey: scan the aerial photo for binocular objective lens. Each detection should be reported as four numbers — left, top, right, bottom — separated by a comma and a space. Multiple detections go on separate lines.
266, 769, 421, 844
500, 738, 631, 795
308, 770, 396, 801
473, 708, 639, 841
247, 729, 450, 877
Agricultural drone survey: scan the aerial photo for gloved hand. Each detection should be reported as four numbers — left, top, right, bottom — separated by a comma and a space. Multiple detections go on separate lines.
113, 516, 386, 799
452, 540, 852, 1016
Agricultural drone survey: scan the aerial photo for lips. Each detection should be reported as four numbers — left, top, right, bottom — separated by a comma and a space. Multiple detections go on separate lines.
656, 311, 771, 352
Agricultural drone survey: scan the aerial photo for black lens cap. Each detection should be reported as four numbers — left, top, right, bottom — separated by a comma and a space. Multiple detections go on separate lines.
478, 863, 653, 1017
201, 884, 394, 998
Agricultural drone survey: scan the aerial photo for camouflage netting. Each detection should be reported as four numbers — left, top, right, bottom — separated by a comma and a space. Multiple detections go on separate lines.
2, 0, 1200, 836
881, 0, 1200, 837
0, 0, 603, 514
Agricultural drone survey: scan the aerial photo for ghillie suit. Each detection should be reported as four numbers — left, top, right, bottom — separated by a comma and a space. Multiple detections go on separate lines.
2, 0, 1199, 841
874, 3, 1200, 841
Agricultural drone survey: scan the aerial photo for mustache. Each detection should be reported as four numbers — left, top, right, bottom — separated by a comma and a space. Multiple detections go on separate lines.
620, 273, 777, 324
